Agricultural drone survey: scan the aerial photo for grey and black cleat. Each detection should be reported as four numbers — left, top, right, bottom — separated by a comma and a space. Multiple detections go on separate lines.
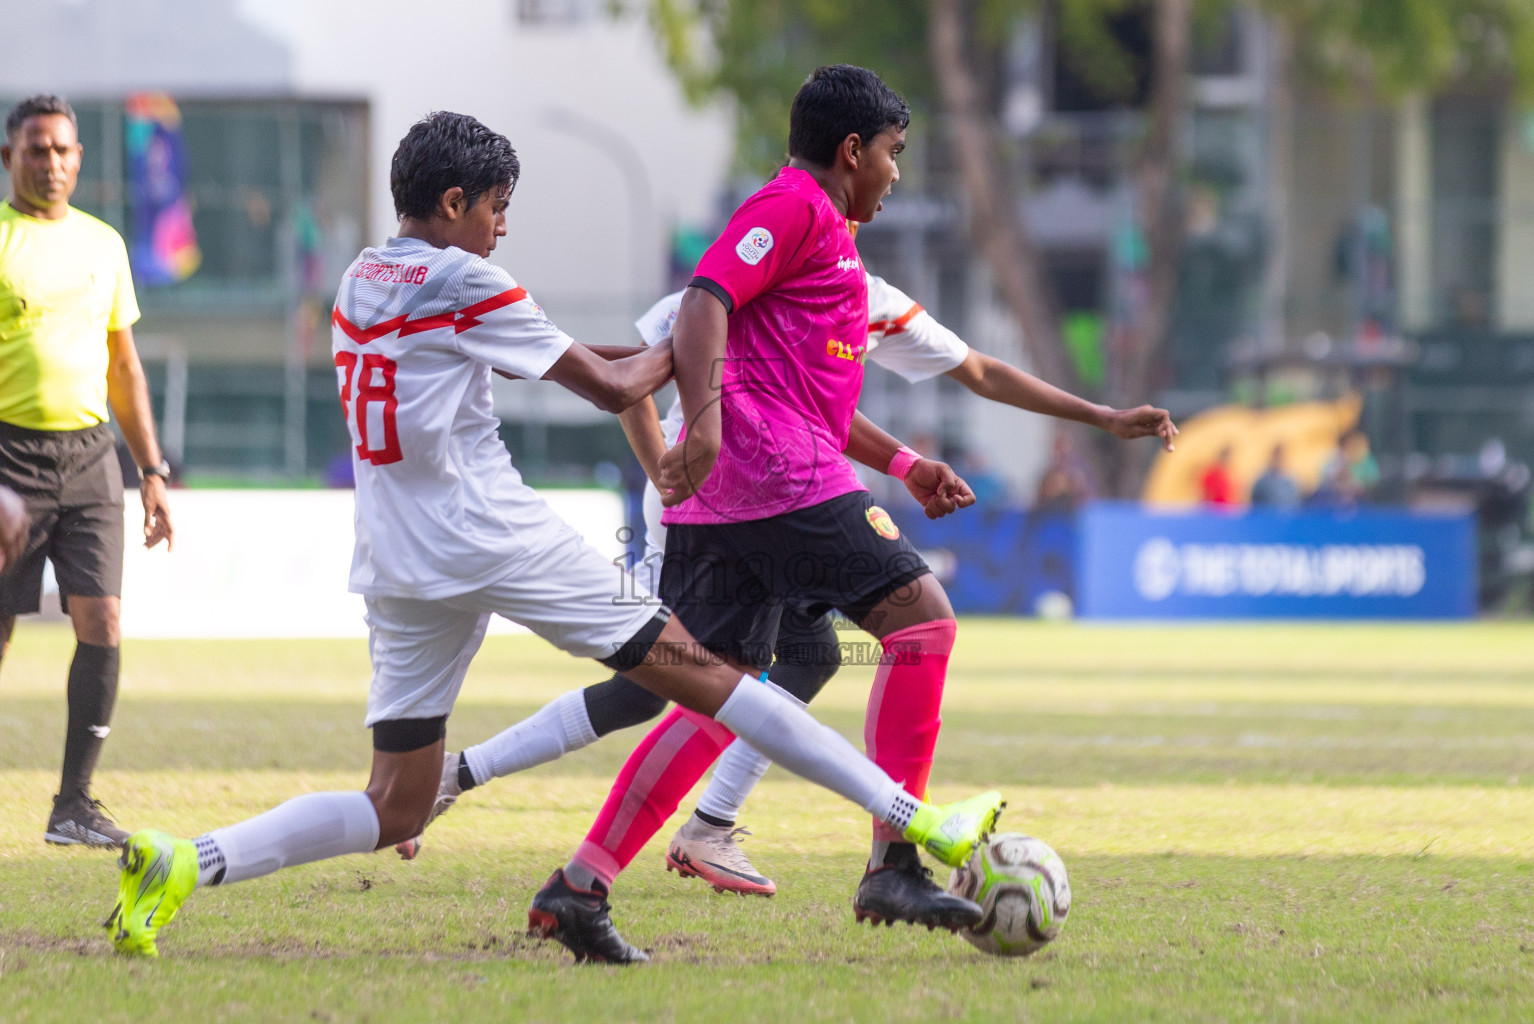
527, 869, 650, 964
45, 792, 129, 848
665, 817, 777, 897
852, 844, 983, 932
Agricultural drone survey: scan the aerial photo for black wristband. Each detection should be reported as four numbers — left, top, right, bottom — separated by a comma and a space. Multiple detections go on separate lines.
140, 459, 171, 480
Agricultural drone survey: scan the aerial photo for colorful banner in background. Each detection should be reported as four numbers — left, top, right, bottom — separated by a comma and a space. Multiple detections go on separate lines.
125, 92, 201, 285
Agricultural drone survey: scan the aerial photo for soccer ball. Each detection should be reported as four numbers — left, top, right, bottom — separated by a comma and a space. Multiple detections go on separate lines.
947, 833, 1071, 957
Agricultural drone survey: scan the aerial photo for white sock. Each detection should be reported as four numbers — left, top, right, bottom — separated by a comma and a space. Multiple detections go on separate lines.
696, 686, 805, 822
461, 689, 597, 786
695, 739, 772, 824
195, 791, 380, 887
712, 675, 917, 830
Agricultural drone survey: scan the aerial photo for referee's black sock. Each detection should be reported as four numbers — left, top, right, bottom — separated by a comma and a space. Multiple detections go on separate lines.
60, 642, 119, 799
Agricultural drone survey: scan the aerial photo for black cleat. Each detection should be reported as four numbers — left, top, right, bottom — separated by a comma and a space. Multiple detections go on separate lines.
527, 869, 650, 964
45, 792, 128, 848
852, 844, 983, 932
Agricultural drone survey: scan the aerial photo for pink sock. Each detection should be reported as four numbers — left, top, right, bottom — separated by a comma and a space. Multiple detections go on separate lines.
865, 619, 956, 842
571, 706, 734, 888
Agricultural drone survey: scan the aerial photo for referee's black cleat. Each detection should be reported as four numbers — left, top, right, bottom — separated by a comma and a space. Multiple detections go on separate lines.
852, 844, 983, 932
46, 792, 129, 848
527, 869, 649, 964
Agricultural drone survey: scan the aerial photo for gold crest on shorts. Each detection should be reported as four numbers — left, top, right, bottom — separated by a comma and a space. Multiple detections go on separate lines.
865, 505, 900, 540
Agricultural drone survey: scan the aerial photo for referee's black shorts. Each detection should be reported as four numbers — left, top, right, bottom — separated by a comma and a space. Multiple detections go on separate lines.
659, 490, 930, 672
0, 421, 124, 616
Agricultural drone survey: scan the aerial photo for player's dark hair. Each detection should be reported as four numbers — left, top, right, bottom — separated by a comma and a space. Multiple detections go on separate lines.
787, 65, 909, 168
5, 94, 77, 138
390, 111, 520, 221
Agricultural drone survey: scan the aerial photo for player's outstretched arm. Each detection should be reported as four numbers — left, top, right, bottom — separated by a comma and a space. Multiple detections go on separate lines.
944, 350, 1177, 451
844, 411, 975, 520
657, 286, 728, 506
542, 338, 673, 414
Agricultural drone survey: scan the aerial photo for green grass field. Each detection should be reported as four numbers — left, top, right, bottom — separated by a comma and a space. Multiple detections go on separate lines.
3, 620, 1534, 1022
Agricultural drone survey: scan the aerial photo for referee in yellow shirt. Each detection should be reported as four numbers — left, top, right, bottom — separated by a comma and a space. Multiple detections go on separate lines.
0, 95, 173, 847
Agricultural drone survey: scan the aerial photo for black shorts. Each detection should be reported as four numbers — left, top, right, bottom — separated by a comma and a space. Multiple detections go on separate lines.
0, 421, 125, 616
659, 491, 929, 671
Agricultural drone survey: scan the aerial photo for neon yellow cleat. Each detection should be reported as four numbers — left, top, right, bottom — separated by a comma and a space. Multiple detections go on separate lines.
105, 829, 197, 957
902, 790, 1004, 868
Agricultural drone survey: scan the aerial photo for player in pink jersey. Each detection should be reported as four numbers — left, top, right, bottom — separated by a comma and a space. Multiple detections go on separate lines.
509, 65, 997, 960
652, 270, 1176, 893
101, 111, 1002, 960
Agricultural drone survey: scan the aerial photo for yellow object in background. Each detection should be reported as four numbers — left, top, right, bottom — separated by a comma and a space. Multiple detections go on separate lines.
1141, 394, 1363, 507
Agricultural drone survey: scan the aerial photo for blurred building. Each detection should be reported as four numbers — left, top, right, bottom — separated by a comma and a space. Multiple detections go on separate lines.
855, 5, 1534, 502
7, 1, 1531, 500
0, 0, 730, 481
855, 5, 1276, 501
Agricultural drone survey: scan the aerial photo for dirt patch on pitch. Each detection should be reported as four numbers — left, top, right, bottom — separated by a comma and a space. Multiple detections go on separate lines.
2, 931, 115, 957
0, 928, 578, 965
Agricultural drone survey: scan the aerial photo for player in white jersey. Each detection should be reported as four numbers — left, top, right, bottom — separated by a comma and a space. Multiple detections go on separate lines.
102, 111, 1003, 962
396, 271, 1176, 898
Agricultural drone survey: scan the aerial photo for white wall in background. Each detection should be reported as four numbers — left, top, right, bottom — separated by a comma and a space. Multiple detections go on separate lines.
118, 489, 626, 638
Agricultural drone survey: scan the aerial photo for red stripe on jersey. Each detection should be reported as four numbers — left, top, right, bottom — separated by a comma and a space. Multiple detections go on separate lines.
868, 303, 923, 339
453, 287, 527, 333
397, 311, 458, 337
332, 287, 530, 344
333, 309, 409, 345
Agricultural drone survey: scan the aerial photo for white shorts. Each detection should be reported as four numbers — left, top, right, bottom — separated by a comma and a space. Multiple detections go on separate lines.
363, 523, 659, 726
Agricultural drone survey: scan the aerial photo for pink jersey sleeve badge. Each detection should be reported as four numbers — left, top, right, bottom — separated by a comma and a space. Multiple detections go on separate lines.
736, 226, 774, 265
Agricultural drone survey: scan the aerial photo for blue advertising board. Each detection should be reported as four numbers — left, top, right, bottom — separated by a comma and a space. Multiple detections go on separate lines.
899, 508, 1076, 616
1075, 504, 1476, 619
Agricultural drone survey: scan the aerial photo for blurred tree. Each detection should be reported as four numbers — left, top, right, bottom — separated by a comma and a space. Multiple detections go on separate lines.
645, 0, 1534, 496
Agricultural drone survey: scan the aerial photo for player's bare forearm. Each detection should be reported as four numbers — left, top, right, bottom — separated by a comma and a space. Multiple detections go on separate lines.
544, 339, 673, 414
105, 327, 164, 470
843, 410, 903, 473
492, 345, 643, 381
606, 339, 674, 410
619, 396, 667, 487
585, 343, 646, 361
945, 351, 1109, 428
945, 350, 1178, 451
844, 412, 975, 519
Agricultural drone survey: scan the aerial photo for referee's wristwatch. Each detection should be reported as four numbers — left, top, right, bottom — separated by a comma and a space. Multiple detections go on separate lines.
140, 459, 172, 482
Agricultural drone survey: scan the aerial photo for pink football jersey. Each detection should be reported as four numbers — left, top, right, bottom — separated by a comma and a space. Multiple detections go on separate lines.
665, 168, 870, 524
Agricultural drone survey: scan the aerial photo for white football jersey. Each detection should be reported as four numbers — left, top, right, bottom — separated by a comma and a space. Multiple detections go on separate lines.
332, 238, 574, 599
634, 273, 970, 445
862, 274, 970, 382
